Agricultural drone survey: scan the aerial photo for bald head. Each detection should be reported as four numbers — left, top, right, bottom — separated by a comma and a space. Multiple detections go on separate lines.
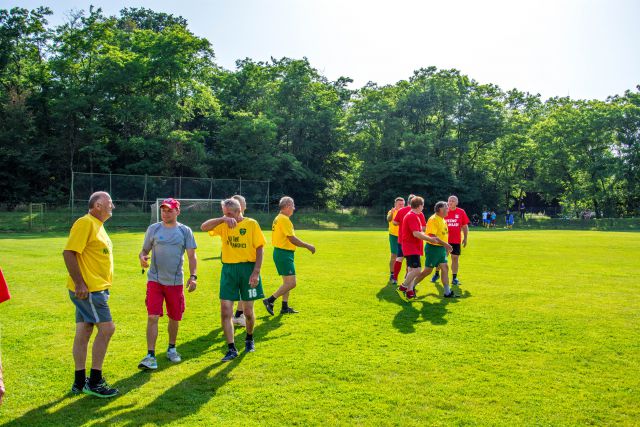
89, 191, 110, 209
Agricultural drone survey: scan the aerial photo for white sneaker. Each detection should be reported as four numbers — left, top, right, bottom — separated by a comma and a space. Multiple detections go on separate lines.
232, 314, 246, 327
138, 354, 158, 370
166, 347, 182, 363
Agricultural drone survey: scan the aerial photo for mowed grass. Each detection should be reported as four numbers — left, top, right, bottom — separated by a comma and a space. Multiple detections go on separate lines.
0, 229, 639, 426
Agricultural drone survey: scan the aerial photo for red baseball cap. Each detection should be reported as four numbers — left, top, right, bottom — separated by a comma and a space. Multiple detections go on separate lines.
160, 198, 180, 210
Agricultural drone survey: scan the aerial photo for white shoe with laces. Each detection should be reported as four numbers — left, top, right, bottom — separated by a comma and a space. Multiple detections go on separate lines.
232, 314, 246, 327
166, 347, 182, 363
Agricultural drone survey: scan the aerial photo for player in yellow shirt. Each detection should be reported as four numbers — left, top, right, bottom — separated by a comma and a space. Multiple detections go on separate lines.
62, 191, 119, 398
263, 196, 315, 316
201, 198, 266, 361
413, 201, 459, 298
386, 197, 405, 284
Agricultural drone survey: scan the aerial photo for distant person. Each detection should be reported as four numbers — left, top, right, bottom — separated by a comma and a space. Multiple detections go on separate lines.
63, 191, 118, 397
519, 201, 526, 220
471, 213, 479, 227
506, 211, 515, 229
386, 197, 405, 285
201, 199, 266, 361
392, 194, 426, 284
490, 211, 497, 228
263, 196, 316, 315
138, 198, 197, 370
395, 196, 438, 301
482, 209, 488, 228
431, 195, 469, 286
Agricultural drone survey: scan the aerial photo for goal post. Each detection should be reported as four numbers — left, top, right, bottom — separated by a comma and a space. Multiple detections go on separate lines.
28, 203, 45, 231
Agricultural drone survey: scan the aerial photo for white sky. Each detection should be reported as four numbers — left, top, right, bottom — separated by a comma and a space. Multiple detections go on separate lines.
10, 0, 640, 100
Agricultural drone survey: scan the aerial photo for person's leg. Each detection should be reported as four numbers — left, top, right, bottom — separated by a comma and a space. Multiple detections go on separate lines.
414, 266, 434, 288
389, 252, 396, 278
244, 301, 255, 335
220, 299, 235, 346
271, 275, 297, 300
393, 256, 404, 281
451, 254, 459, 275
91, 321, 115, 371
73, 322, 94, 371
146, 315, 160, 351
441, 263, 453, 295
168, 318, 179, 346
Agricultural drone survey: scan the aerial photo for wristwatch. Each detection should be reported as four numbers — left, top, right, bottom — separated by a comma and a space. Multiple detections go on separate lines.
190, 274, 197, 280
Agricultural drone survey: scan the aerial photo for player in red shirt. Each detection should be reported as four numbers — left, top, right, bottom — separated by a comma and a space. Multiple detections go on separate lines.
431, 195, 469, 286
391, 194, 426, 284
395, 196, 438, 301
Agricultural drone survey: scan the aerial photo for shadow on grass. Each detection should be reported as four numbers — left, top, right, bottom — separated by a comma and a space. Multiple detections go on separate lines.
4, 328, 221, 426
376, 281, 472, 334
5, 316, 286, 427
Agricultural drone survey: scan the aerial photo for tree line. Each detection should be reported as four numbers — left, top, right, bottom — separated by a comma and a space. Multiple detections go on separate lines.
1, 6, 639, 217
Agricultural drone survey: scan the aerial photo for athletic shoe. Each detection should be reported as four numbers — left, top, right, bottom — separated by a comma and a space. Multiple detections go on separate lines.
396, 286, 408, 302
452, 278, 461, 286
232, 314, 246, 327
166, 348, 181, 363
221, 349, 239, 362
280, 306, 299, 314
138, 354, 158, 370
71, 379, 88, 394
431, 272, 440, 283
392, 279, 398, 286
406, 290, 416, 300
443, 291, 460, 298
83, 378, 119, 398
245, 339, 255, 353
262, 298, 274, 316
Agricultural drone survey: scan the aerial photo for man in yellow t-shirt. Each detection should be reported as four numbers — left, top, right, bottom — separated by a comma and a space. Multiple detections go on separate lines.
386, 197, 405, 284
414, 201, 459, 298
263, 196, 315, 316
63, 191, 118, 398
201, 198, 266, 362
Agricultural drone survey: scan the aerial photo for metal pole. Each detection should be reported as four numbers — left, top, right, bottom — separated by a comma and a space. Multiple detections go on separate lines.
109, 172, 112, 195
239, 177, 242, 195
143, 174, 148, 212
70, 171, 75, 225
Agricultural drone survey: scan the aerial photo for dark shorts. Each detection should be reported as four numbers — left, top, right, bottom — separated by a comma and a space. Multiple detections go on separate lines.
396, 243, 404, 258
450, 243, 461, 256
273, 247, 296, 276
220, 262, 265, 301
389, 234, 399, 254
405, 255, 421, 269
69, 290, 112, 324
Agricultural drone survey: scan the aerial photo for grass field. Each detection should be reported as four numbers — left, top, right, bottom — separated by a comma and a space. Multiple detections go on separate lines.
0, 229, 639, 426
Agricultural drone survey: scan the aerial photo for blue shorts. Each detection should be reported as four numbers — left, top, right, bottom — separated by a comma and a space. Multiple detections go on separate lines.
69, 290, 112, 323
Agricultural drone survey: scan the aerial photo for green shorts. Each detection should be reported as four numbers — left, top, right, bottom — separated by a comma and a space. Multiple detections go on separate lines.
220, 262, 265, 301
389, 234, 399, 254
273, 247, 296, 276
425, 244, 448, 268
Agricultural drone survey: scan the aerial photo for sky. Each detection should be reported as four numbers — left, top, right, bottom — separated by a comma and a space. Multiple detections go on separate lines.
9, 0, 640, 100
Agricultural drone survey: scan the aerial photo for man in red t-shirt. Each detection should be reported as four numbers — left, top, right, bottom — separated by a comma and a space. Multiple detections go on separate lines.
431, 195, 469, 286
392, 194, 426, 283
395, 196, 437, 301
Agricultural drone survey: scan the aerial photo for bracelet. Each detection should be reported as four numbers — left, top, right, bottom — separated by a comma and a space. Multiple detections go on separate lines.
189, 274, 197, 280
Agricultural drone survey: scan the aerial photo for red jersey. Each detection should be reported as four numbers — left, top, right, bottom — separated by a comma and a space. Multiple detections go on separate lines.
400, 211, 425, 256
395, 206, 425, 241
445, 207, 469, 244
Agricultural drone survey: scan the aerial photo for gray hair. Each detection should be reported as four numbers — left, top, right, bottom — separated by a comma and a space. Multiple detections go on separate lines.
434, 201, 448, 213
221, 198, 241, 213
88, 191, 109, 209
231, 194, 246, 211
279, 196, 294, 210
448, 195, 458, 203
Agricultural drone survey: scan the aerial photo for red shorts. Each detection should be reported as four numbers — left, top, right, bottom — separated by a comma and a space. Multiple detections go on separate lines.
146, 281, 185, 321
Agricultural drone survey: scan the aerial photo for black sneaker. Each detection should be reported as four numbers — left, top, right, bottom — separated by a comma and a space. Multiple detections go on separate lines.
280, 306, 299, 314
71, 378, 87, 394
245, 339, 255, 353
83, 378, 119, 398
221, 348, 239, 362
262, 298, 274, 315
443, 291, 460, 298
